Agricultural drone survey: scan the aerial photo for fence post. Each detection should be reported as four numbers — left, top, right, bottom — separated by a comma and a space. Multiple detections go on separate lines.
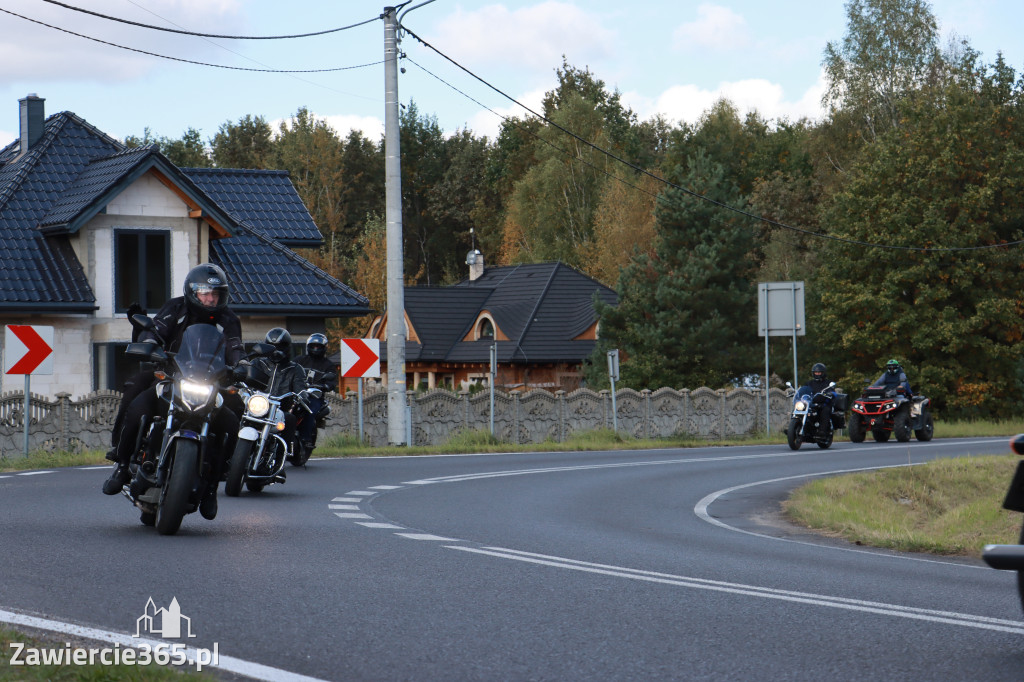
511, 390, 520, 444
555, 390, 565, 442
718, 389, 727, 440
642, 389, 651, 439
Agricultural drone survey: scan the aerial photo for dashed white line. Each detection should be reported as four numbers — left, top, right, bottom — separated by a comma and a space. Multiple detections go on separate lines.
331, 497, 362, 503
16, 471, 55, 476
343, 491, 375, 496
355, 522, 404, 529
369, 485, 402, 490
333, 512, 373, 519
396, 533, 458, 541
328, 505, 360, 510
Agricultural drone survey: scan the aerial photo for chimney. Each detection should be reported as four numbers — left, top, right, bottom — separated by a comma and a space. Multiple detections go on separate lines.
466, 249, 484, 281
19, 94, 45, 157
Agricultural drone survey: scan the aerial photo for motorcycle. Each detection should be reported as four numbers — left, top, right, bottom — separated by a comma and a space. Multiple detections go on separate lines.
117, 318, 233, 534
290, 368, 337, 467
785, 381, 846, 450
224, 345, 296, 496
981, 434, 1024, 614
848, 385, 934, 443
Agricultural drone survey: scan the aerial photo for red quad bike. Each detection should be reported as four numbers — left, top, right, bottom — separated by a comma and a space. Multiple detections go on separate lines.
848, 385, 934, 443
981, 434, 1024, 614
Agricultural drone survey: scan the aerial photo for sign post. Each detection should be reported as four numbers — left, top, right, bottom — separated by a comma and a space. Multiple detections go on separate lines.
607, 349, 620, 433
758, 283, 805, 434
341, 339, 381, 444
4, 325, 54, 457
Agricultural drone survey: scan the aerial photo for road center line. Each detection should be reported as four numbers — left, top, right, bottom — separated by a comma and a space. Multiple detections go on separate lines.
448, 546, 1024, 635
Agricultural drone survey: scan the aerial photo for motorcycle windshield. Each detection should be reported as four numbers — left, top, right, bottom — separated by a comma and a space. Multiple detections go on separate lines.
794, 386, 813, 401
173, 324, 227, 382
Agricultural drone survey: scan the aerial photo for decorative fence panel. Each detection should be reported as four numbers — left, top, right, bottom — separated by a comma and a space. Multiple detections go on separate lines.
0, 386, 795, 456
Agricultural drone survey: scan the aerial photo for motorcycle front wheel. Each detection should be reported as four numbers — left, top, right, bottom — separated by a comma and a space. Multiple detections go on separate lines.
848, 413, 866, 443
225, 439, 253, 497
816, 428, 833, 449
786, 418, 802, 450
291, 440, 312, 467
155, 440, 198, 535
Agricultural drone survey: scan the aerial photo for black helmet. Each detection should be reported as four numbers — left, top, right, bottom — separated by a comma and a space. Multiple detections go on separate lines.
886, 358, 900, 375
184, 263, 229, 316
811, 363, 827, 381
265, 328, 292, 358
306, 333, 328, 358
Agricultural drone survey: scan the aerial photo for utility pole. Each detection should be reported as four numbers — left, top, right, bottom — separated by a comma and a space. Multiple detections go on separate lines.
383, 6, 407, 444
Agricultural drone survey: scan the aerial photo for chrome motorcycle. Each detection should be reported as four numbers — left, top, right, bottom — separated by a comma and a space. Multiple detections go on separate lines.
785, 381, 846, 450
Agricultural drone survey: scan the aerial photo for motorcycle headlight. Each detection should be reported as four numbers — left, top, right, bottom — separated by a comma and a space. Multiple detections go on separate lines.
794, 400, 808, 411
180, 380, 214, 409
247, 394, 271, 418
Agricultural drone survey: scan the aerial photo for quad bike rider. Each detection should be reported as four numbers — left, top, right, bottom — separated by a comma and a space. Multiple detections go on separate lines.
849, 359, 934, 443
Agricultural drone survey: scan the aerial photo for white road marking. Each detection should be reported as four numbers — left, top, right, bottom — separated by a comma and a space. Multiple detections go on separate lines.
0, 608, 331, 682
401, 480, 438, 485
331, 497, 362, 502
327, 505, 360, 510
355, 522, 404, 529
449, 546, 1024, 635
16, 471, 54, 476
343, 491, 376, 496
369, 485, 402, 490
333, 512, 373, 519
396, 533, 458, 541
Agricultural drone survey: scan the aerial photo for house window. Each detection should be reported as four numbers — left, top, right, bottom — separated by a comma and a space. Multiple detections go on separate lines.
93, 342, 134, 392
115, 230, 170, 312
476, 317, 495, 340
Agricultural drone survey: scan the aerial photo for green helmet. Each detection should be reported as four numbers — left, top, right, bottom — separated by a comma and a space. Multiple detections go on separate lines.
886, 359, 900, 375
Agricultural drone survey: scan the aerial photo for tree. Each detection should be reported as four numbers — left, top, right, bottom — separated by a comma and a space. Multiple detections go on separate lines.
124, 127, 211, 167
211, 114, 274, 169
593, 151, 759, 389
817, 54, 1024, 417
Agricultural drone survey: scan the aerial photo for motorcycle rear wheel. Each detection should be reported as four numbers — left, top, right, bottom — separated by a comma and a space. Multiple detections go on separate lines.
786, 418, 802, 450
155, 440, 198, 535
848, 413, 866, 443
915, 412, 934, 441
225, 439, 252, 497
872, 428, 891, 443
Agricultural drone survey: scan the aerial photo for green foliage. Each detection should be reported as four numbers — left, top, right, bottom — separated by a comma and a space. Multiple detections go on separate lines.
211, 114, 274, 169
594, 151, 759, 389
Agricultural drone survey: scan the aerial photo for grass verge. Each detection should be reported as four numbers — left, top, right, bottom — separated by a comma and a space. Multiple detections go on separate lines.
783, 454, 1022, 556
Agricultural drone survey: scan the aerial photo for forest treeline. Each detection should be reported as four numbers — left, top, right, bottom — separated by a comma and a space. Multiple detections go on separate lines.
127, 0, 1024, 419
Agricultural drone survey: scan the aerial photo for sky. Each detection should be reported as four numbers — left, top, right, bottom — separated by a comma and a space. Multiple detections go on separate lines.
1, 1, 1023, 146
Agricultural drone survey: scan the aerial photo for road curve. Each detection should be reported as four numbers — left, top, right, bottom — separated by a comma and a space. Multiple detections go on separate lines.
0, 437, 1021, 680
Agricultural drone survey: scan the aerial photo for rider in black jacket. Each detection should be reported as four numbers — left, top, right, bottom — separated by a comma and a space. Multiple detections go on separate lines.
102, 264, 244, 521
806, 362, 835, 438
251, 328, 307, 468
293, 333, 337, 451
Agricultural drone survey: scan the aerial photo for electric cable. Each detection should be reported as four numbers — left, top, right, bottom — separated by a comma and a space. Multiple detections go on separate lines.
401, 26, 1024, 253
40, 0, 379, 39
0, 7, 382, 74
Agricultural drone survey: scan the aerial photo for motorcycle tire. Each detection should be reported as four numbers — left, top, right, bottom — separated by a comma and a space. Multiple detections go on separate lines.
155, 440, 198, 536
1018, 522, 1024, 616
893, 410, 912, 443
225, 439, 252, 497
872, 428, 891, 443
915, 412, 934, 441
848, 413, 866, 443
291, 441, 312, 467
786, 419, 802, 451
816, 429, 833, 449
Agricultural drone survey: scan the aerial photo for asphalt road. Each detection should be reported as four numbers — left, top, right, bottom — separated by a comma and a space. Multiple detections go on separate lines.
1, 437, 1022, 681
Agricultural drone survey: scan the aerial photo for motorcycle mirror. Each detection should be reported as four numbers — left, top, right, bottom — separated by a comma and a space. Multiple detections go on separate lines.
1010, 434, 1024, 456
828, 382, 836, 388
251, 342, 276, 357
323, 372, 338, 384
784, 381, 793, 389
131, 313, 156, 330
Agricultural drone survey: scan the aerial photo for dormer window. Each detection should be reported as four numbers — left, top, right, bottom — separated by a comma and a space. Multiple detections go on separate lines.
476, 316, 495, 340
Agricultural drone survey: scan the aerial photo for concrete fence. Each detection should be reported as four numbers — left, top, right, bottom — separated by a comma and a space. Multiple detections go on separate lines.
0, 386, 794, 456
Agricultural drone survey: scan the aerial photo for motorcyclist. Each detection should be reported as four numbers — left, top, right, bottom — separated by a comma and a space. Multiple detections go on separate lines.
874, 358, 912, 397
804, 362, 836, 438
249, 328, 307, 474
293, 333, 337, 453
102, 263, 244, 521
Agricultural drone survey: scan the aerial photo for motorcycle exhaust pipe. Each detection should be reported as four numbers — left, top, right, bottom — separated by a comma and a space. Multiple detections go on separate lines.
982, 544, 1024, 571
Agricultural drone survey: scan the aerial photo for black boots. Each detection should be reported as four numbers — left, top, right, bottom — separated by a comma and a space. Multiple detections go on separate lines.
199, 484, 218, 520
102, 463, 130, 495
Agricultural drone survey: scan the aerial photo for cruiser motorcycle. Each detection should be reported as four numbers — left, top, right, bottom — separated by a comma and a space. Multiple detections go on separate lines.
116, 318, 233, 535
982, 434, 1024, 614
785, 381, 846, 450
290, 368, 336, 467
225, 345, 295, 496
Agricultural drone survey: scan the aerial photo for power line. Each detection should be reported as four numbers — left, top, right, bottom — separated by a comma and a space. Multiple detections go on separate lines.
400, 26, 1024, 254
0, 8, 382, 74
40, 0, 379, 39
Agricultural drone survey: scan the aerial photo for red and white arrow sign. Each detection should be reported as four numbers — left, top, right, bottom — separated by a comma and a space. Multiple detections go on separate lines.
5, 325, 54, 375
341, 338, 380, 378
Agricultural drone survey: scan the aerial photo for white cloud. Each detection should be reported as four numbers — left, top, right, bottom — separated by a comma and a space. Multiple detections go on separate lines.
672, 4, 750, 51
430, 2, 616, 72
627, 71, 827, 126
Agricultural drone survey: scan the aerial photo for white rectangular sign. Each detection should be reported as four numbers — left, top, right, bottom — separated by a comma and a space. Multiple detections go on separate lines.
4, 325, 54, 375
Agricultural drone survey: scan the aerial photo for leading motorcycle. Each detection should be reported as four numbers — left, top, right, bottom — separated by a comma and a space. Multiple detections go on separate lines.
115, 318, 234, 534
981, 434, 1024, 614
785, 381, 846, 450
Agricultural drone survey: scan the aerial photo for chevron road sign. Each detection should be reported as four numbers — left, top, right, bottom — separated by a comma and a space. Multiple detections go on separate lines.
4, 325, 54, 375
341, 339, 380, 378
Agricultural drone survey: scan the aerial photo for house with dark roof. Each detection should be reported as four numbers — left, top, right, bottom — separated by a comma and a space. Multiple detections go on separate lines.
0, 94, 369, 398
362, 253, 618, 393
